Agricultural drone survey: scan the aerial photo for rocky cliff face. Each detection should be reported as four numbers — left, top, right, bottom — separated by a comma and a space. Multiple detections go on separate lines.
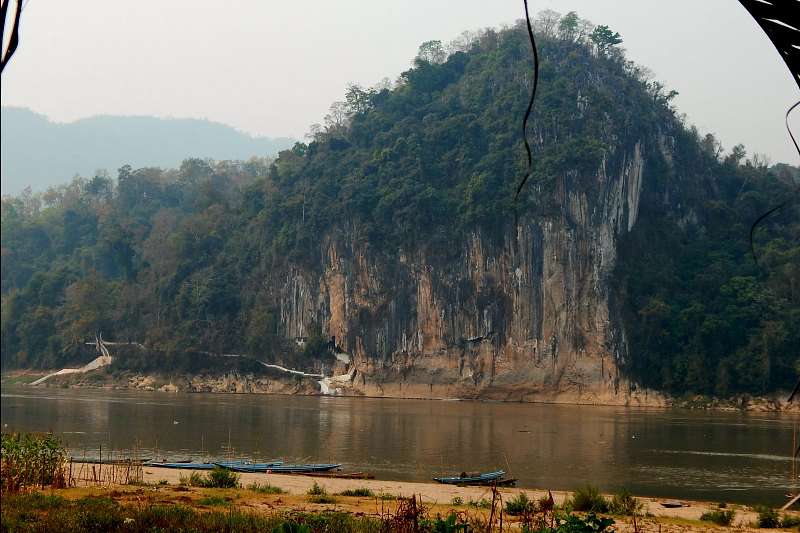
268, 140, 662, 404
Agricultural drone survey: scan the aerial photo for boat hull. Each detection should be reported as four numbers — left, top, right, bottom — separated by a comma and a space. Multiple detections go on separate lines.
222, 463, 342, 474
145, 460, 282, 470
433, 470, 506, 485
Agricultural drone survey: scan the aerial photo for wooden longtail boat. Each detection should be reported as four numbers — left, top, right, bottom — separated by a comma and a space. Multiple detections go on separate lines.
433, 470, 506, 485
146, 460, 282, 470
220, 463, 341, 474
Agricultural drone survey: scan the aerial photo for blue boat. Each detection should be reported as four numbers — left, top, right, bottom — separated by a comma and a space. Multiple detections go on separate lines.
147, 460, 282, 470
216, 460, 282, 469
145, 461, 216, 469
220, 463, 341, 474
433, 470, 506, 485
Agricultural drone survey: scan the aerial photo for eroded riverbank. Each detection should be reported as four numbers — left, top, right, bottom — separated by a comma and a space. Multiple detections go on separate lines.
4, 369, 797, 412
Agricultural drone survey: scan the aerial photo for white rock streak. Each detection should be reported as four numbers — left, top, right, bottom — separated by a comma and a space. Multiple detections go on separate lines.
257, 361, 323, 379
30, 335, 114, 385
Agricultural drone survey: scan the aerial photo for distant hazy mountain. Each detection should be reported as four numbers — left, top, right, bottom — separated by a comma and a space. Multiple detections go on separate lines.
0, 107, 295, 194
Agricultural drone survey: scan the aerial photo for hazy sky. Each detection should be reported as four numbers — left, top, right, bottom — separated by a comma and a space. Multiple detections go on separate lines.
2, 0, 798, 163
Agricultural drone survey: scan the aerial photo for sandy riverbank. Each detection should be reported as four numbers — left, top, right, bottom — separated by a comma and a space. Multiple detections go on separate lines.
64, 462, 796, 530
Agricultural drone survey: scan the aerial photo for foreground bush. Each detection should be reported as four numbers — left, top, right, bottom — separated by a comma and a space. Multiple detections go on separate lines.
505, 492, 535, 516
569, 485, 608, 513
756, 506, 800, 529
757, 507, 780, 528
1, 432, 68, 492
608, 489, 642, 516
532, 512, 615, 533
780, 515, 800, 529
248, 482, 286, 494
339, 487, 374, 497
700, 509, 735, 526
180, 466, 240, 488
306, 482, 336, 503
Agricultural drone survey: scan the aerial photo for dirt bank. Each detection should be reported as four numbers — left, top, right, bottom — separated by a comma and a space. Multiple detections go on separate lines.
5, 370, 797, 412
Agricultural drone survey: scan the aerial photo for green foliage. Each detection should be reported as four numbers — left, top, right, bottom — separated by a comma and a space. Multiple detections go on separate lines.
554, 513, 615, 533
755, 507, 800, 530
607, 489, 642, 516
590, 25, 622, 52
306, 482, 337, 503
248, 482, 286, 494
199, 495, 231, 506
428, 512, 468, 532
450, 496, 463, 506
181, 467, 240, 488
780, 515, 800, 529
525, 513, 616, 533
569, 485, 608, 514
506, 492, 536, 515
700, 509, 736, 526
207, 467, 241, 488
615, 147, 800, 396
339, 487, 374, 497
756, 506, 780, 528
307, 481, 326, 496
468, 498, 492, 509
1, 432, 68, 492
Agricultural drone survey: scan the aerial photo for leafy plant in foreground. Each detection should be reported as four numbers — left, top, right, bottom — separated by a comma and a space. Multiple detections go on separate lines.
700, 509, 735, 526
506, 492, 536, 516
1, 432, 68, 492
569, 485, 609, 513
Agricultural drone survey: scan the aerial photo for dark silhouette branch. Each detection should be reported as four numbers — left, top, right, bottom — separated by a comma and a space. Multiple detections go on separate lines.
1, 0, 23, 74
513, 0, 540, 213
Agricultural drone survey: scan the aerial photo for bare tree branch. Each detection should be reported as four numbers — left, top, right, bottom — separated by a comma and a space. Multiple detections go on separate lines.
0, 0, 23, 74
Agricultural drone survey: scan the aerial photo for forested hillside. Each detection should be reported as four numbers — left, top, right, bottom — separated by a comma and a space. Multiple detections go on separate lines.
1, 12, 797, 399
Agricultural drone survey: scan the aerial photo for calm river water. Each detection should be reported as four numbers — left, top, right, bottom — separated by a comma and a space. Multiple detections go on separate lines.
1, 386, 797, 505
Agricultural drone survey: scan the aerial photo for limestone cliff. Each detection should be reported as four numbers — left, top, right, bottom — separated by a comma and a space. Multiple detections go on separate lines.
266, 140, 662, 404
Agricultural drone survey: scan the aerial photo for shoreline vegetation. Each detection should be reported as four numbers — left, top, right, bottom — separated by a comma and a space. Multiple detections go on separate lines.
3, 435, 799, 532
2, 370, 798, 413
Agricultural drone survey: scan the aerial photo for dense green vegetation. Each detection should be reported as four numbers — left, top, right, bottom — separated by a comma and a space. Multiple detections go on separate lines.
180, 467, 241, 489
0, 11, 797, 397
1, 433, 68, 493
615, 146, 799, 396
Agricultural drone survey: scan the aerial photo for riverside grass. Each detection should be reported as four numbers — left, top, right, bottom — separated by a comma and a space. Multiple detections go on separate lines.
1, 432, 68, 493
1, 491, 493, 533
180, 467, 240, 488
0, 492, 381, 533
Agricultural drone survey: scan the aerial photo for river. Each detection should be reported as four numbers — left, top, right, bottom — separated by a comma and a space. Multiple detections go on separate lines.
1, 386, 797, 506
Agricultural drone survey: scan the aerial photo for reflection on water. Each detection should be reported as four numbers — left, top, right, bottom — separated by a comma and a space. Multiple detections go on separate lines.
2, 386, 797, 505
